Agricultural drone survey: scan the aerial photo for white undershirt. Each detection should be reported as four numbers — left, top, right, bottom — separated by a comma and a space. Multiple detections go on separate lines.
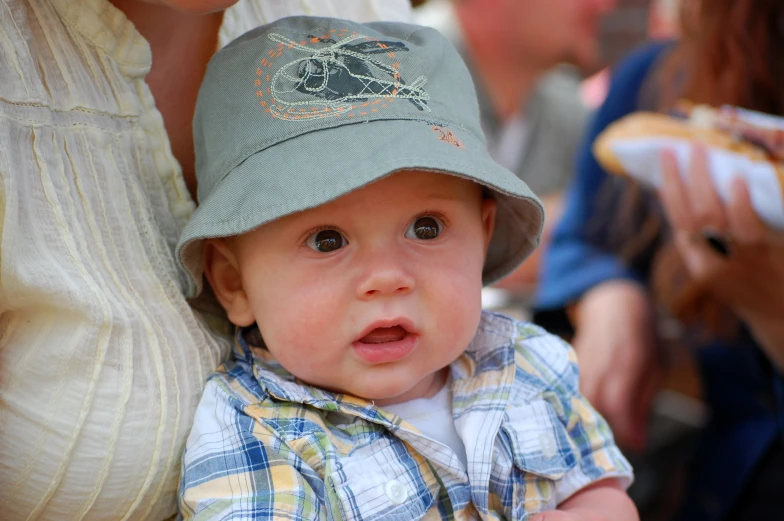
384, 379, 468, 469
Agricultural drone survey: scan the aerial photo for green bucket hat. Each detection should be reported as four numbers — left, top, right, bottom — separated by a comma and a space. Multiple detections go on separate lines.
178, 15, 544, 298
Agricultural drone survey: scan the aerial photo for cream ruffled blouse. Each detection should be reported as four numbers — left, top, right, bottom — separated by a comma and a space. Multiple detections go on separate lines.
0, 1, 410, 519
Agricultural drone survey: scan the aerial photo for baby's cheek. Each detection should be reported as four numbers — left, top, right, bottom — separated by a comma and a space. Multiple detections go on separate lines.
260, 287, 343, 358
262, 321, 335, 382
425, 264, 483, 339
433, 252, 484, 302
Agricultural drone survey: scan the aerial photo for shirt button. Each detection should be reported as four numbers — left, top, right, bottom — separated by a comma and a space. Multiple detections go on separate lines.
539, 432, 557, 458
385, 479, 408, 504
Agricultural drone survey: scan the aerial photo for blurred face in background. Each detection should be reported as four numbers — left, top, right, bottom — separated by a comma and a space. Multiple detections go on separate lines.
486, 0, 617, 74
648, 0, 680, 39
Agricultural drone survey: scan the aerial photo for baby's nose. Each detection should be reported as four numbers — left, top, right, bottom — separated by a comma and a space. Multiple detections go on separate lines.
355, 251, 415, 299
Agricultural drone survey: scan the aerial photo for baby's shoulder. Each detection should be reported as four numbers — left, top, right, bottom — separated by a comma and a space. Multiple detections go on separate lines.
495, 314, 580, 397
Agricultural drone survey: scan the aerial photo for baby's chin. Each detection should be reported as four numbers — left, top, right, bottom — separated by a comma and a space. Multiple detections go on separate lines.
350, 370, 449, 408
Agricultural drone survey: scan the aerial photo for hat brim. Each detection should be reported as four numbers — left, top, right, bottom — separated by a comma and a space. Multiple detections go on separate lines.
177, 118, 544, 297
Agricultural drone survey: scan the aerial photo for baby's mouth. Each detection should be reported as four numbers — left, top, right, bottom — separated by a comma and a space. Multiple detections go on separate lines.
359, 326, 407, 344
353, 321, 418, 364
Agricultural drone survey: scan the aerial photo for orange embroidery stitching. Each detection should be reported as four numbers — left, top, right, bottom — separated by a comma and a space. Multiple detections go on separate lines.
432, 126, 465, 149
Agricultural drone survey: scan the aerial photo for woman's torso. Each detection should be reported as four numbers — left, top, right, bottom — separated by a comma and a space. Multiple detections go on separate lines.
0, 1, 411, 519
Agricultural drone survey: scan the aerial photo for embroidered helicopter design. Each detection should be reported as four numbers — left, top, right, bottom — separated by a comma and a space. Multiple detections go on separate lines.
265, 32, 430, 119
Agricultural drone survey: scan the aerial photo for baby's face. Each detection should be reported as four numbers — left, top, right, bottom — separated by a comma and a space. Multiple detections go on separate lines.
208, 170, 496, 405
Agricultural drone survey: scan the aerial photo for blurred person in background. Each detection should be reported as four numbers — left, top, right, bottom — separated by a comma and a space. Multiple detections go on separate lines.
535, 1, 784, 520
581, 0, 682, 109
647, 0, 680, 39
414, 0, 616, 295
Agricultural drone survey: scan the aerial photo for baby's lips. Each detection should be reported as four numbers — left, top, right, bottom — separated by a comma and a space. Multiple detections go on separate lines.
359, 325, 407, 344
355, 317, 418, 344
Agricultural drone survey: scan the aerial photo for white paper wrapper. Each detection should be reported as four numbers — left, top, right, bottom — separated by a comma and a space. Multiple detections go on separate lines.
722, 105, 784, 133
608, 136, 784, 230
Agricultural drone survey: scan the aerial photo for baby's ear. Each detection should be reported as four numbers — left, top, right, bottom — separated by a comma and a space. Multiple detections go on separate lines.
203, 238, 255, 327
481, 197, 497, 252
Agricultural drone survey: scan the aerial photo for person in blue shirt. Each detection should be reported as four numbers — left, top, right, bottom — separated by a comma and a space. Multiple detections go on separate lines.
535, 1, 784, 520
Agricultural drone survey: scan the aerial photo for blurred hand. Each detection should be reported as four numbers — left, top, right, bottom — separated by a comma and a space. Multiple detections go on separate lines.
658, 146, 784, 371
529, 510, 607, 521
571, 280, 663, 452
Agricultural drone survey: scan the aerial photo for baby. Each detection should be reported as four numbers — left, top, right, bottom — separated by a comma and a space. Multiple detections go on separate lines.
177, 16, 636, 521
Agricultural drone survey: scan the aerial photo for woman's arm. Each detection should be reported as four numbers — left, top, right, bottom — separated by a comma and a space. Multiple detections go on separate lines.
535, 42, 673, 450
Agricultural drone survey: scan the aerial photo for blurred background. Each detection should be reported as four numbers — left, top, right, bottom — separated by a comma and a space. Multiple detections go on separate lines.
409, 1, 702, 521
412, 0, 680, 106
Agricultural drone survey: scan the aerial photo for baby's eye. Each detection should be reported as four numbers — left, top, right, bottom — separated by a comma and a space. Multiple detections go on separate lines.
306, 229, 347, 252
405, 216, 442, 240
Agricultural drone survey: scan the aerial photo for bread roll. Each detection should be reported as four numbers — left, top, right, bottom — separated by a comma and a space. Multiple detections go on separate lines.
591, 105, 784, 230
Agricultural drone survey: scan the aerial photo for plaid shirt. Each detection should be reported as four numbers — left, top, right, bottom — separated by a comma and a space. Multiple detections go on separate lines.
179, 311, 632, 520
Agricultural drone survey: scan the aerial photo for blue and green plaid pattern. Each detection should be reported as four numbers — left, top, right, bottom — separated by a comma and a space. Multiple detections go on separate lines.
178, 312, 632, 520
